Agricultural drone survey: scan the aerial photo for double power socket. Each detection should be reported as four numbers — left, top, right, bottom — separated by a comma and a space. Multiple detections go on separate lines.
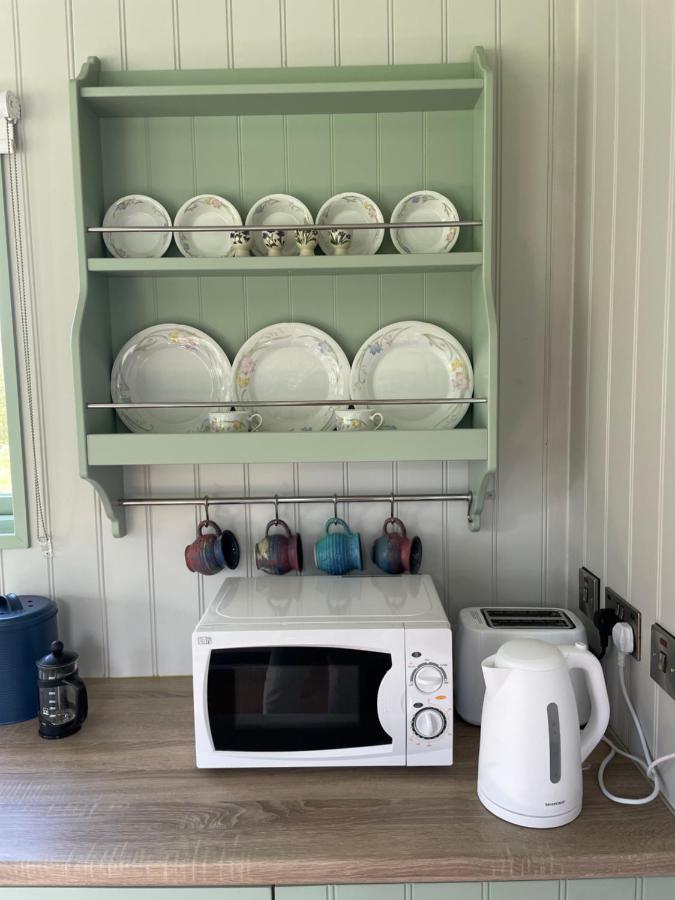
578, 566, 675, 700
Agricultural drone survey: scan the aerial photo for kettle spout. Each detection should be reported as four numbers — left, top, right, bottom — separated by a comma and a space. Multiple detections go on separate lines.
481, 656, 511, 693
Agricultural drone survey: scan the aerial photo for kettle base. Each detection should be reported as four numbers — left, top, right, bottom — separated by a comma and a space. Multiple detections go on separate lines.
478, 790, 581, 829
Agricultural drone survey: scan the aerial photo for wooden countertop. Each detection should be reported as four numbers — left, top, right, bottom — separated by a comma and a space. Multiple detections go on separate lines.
0, 677, 673, 887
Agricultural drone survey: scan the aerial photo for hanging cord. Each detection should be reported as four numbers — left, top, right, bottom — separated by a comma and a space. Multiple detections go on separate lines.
597, 622, 674, 805
4, 118, 51, 556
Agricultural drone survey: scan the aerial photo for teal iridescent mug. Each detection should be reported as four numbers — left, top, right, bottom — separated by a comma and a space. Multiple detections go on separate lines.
313, 517, 363, 576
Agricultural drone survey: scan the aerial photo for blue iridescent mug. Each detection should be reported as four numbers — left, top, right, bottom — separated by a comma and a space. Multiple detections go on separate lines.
313, 517, 363, 576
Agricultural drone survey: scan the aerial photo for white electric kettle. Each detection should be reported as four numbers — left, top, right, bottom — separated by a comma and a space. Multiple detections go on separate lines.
477, 638, 609, 828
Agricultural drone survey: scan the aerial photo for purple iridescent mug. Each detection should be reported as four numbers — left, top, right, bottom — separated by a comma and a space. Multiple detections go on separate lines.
371, 516, 422, 575
185, 519, 240, 575
255, 518, 303, 575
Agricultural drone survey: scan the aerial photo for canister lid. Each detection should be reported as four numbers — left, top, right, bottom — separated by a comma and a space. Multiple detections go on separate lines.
0, 593, 57, 630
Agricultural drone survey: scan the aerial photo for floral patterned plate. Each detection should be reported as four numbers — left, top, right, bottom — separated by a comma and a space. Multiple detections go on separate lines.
229, 323, 350, 432
390, 191, 460, 254
111, 324, 230, 434
102, 194, 172, 259
316, 192, 384, 256
174, 194, 242, 258
350, 321, 473, 430
245, 194, 313, 257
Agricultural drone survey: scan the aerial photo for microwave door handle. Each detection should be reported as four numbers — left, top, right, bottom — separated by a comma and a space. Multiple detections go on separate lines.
376, 665, 403, 743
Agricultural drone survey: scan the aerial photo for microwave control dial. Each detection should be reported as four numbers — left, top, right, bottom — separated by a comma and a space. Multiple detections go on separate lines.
412, 663, 445, 693
412, 707, 446, 740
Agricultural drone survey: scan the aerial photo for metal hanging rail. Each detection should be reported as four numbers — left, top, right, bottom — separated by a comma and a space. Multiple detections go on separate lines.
118, 491, 473, 510
89, 397, 486, 409
87, 220, 482, 234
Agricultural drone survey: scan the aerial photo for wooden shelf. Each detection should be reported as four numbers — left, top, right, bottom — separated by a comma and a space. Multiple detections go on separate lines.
71, 50, 497, 537
87, 429, 489, 467
88, 252, 483, 277
80, 63, 483, 117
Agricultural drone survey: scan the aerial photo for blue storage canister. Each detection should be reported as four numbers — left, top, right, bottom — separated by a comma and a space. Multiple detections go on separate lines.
0, 593, 58, 724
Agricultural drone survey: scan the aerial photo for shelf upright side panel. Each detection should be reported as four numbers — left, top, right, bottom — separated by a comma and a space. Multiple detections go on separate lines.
70, 57, 126, 537
468, 47, 497, 531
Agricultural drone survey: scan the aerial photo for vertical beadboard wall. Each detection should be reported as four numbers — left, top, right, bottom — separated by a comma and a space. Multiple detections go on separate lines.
572, 0, 675, 803
0, 1, 575, 680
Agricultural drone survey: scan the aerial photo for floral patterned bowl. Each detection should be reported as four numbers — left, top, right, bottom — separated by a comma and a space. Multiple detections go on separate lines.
390, 191, 460, 254
245, 194, 313, 257
102, 194, 172, 259
316, 193, 384, 256
174, 194, 242, 258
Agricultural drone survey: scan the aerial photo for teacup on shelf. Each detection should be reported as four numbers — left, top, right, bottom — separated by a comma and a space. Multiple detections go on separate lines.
329, 229, 352, 255
262, 229, 286, 256
295, 228, 318, 256
335, 408, 383, 431
231, 228, 252, 257
200, 411, 263, 433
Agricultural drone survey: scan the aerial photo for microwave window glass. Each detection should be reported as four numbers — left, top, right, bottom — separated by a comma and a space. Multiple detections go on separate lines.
206, 646, 393, 752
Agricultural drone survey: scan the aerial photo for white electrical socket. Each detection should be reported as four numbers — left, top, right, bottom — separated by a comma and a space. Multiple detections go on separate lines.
607, 587, 642, 661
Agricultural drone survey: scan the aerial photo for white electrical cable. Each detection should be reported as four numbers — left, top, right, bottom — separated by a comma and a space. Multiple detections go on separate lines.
646, 752, 675, 778
597, 622, 670, 806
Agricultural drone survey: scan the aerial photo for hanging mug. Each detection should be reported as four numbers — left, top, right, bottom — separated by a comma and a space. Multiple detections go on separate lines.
185, 519, 240, 575
255, 518, 303, 575
371, 516, 422, 575
314, 517, 363, 576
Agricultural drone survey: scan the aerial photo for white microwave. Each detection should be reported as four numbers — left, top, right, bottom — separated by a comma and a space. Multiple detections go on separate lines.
192, 574, 453, 768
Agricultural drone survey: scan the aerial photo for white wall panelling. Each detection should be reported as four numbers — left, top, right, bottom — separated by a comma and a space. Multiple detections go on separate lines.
572, 0, 675, 804
0, 2, 573, 698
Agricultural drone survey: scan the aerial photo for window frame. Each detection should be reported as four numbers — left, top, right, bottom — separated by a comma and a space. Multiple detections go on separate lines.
0, 158, 28, 548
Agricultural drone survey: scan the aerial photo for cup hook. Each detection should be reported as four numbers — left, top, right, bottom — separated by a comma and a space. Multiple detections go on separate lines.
273, 493, 280, 525
333, 494, 338, 519
204, 495, 210, 521
390, 493, 395, 520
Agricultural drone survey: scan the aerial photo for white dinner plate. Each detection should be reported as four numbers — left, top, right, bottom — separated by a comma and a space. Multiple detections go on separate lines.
174, 194, 242, 258
391, 191, 460, 254
350, 321, 473, 430
111, 324, 230, 434
316, 192, 384, 256
245, 194, 314, 257
102, 194, 172, 259
229, 323, 350, 432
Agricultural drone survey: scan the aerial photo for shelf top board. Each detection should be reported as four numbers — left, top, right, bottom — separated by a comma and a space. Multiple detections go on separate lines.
87, 252, 483, 277
86, 429, 489, 466
76, 55, 488, 117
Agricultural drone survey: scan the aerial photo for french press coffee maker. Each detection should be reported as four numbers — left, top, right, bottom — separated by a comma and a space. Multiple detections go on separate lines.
36, 640, 88, 739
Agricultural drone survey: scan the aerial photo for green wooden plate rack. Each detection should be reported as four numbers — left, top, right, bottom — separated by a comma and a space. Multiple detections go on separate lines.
71, 48, 496, 538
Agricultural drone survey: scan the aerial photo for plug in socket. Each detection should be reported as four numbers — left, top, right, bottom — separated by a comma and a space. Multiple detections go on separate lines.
579, 567, 600, 620
606, 587, 642, 660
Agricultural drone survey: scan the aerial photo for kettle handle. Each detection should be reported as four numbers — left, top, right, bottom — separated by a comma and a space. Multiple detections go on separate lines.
561, 645, 610, 761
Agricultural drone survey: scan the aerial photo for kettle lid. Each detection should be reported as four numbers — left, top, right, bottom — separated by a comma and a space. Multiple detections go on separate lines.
493, 638, 564, 672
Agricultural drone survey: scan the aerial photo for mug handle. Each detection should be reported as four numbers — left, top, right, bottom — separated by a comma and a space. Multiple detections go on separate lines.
370, 412, 384, 430
198, 518, 222, 537
326, 516, 351, 534
248, 413, 263, 432
384, 516, 406, 537
266, 518, 291, 538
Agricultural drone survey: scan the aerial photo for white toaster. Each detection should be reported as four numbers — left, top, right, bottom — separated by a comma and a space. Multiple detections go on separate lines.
454, 606, 590, 725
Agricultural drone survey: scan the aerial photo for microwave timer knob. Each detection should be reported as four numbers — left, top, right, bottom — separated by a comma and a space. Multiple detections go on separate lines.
412, 707, 446, 740
412, 663, 445, 693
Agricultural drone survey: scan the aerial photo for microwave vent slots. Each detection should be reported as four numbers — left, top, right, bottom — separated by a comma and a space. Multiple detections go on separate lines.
480, 608, 575, 629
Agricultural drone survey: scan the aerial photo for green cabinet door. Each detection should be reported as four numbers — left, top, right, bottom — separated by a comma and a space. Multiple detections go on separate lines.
0, 890, 272, 900
277, 880, 675, 900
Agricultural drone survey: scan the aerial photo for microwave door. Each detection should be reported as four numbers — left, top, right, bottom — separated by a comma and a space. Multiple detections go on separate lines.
204, 644, 400, 759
